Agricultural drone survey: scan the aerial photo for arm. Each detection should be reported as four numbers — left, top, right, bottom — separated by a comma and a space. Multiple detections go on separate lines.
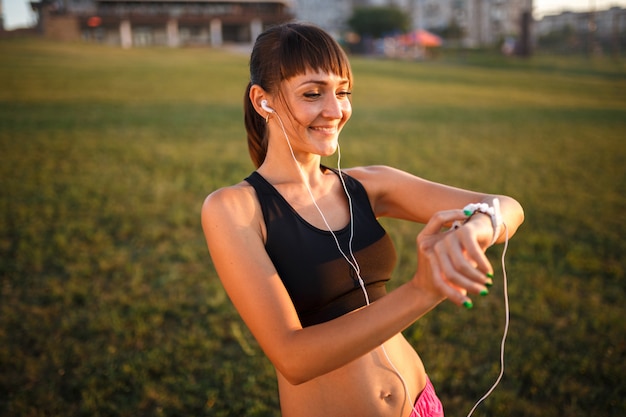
347, 165, 524, 303
202, 184, 448, 385
201, 170, 523, 385
346, 165, 524, 245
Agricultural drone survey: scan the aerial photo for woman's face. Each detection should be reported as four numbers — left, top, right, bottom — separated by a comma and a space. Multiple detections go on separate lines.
275, 68, 352, 157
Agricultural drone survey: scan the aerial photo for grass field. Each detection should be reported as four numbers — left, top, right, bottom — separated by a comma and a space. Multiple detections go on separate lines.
1, 38, 625, 417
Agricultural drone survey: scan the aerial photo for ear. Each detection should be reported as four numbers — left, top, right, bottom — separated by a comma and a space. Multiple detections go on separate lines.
249, 84, 272, 118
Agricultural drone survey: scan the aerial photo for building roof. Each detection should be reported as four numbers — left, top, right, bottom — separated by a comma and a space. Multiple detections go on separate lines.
98, 0, 293, 4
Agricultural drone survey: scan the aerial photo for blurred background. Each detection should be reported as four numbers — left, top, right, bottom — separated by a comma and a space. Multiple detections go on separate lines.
1, 1, 625, 417
2, 0, 626, 57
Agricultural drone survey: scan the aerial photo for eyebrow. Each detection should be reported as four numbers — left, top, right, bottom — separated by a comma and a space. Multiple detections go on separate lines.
296, 78, 350, 88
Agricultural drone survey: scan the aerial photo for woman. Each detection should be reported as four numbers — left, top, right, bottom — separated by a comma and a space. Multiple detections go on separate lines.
201, 23, 524, 417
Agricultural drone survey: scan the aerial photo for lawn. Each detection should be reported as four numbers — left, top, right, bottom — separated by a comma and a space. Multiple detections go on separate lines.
1, 38, 625, 417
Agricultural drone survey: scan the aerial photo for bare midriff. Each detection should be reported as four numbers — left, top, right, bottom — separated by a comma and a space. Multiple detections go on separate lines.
278, 333, 426, 417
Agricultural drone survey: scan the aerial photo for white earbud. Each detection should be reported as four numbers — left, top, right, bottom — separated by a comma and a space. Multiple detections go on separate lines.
261, 99, 274, 114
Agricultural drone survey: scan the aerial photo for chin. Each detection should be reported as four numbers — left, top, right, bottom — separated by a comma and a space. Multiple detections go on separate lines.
318, 141, 339, 157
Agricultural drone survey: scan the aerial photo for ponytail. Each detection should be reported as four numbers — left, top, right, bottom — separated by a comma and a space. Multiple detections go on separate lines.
244, 82, 268, 168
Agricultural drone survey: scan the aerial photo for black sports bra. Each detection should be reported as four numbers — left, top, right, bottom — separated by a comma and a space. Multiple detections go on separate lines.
245, 167, 397, 327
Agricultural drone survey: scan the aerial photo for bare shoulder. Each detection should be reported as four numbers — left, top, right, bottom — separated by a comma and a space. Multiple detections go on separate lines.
343, 165, 461, 220
344, 165, 396, 179
344, 165, 406, 181
201, 180, 261, 231
343, 165, 421, 194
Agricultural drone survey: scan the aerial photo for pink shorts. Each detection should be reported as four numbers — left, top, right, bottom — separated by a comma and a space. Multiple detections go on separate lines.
409, 376, 444, 417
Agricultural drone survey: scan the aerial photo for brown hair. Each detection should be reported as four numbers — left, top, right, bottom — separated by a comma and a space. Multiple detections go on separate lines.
244, 23, 353, 168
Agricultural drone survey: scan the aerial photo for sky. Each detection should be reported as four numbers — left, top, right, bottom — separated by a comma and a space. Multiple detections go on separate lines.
2, 0, 626, 30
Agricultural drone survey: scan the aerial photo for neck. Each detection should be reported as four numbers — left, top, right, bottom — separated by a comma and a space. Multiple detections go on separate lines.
259, 128, 326, 186
258, 154, 323, 187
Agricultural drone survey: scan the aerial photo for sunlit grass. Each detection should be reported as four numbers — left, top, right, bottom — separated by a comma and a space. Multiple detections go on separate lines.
1, 38, 625, 416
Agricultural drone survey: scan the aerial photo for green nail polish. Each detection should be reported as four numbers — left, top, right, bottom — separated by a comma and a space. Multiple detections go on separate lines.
480, 289, 489, 296
485, 280, 493, 287
486, 272, 494, 279
463, 300, 473, 309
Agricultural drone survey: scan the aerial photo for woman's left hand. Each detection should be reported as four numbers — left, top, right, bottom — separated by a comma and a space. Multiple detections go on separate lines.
415, 209, 494, 307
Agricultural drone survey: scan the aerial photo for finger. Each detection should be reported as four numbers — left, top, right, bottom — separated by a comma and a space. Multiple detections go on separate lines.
433, 239, 490, 295
426, 251, 472, 307
464, 238, 493, 275
420, 209, 467, 237
454, 228, 495, 280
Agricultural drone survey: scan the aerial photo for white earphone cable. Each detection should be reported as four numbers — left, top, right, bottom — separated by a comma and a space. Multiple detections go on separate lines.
466, 223, 510, 417
273, 112, 414, 413
271, 111, 510, 417
273, 113, 366, 287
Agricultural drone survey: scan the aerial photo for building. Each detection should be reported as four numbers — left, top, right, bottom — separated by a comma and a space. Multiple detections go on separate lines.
31, 0, 535, 49
535, 7, 625, 40
462, 0, 533, 47
32, 0, 293, 47
395, 0, 533, 48
289, 0, 351, 38
533, 6, 625, 55
291, 0, 532, 48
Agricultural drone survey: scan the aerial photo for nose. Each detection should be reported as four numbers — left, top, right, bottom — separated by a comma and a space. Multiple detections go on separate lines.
322, 95, 346, 119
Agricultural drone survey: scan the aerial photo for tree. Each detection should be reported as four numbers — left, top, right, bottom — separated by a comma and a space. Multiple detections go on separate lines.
437, 17, 464, 40
537, 24, 580, 54
348, 6, 411, 39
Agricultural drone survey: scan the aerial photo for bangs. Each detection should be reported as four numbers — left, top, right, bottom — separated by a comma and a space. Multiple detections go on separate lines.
277, 24, 352, 86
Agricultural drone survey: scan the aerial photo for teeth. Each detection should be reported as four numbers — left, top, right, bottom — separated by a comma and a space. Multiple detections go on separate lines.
311, 127, 337, 133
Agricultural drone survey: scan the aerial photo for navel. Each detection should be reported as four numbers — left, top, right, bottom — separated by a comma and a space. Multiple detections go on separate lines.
380, 390, 394, 402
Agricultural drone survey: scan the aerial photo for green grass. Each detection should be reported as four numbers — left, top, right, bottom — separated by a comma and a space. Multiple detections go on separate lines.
1, 38, 625, 417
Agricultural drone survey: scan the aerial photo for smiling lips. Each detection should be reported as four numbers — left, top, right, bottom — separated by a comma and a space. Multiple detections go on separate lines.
309, 125, 339, 135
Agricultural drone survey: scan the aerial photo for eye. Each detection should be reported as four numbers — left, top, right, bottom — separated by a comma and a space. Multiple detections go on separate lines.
337, 91, 352, 99
303, 92, 321, 99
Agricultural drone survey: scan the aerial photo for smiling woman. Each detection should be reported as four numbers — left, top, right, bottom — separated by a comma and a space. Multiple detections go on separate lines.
200, 22, 524, 417
250, 70, 352, 162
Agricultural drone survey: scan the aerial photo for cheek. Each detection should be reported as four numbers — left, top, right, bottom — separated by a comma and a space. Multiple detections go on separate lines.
342, 103, 353, 122
287, 108, 316, 129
